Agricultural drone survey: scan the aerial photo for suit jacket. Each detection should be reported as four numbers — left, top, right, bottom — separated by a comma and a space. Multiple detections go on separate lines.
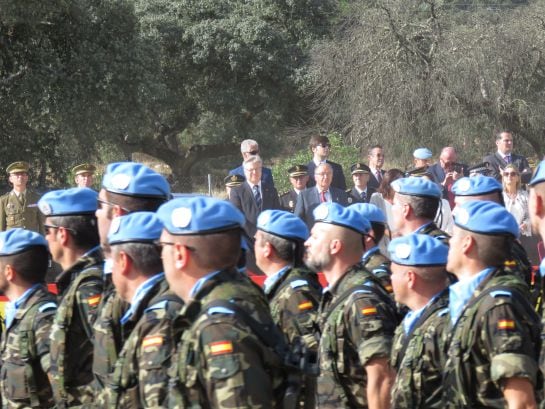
295, 186, 349, 228
0, 189, 43, 234
482, 152, 532, 183
279, 189, 299, 213
346, 187, 376, 204
229, 182, 280, 238
306, 160, 346, 190
229, 165, 275, 187
367, 169, 385, 190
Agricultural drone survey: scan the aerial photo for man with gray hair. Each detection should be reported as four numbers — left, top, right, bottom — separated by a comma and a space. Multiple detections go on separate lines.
229, 139, 275, 186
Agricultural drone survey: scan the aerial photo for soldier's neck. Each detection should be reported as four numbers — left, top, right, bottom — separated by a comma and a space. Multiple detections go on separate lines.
12, 186, 26, 194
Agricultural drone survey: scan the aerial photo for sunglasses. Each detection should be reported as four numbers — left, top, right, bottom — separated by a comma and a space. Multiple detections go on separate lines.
153, 240, 196, 252
44, 224, 77, 235
97, 198, 129, 213
317, 143, 331, 148
246, 150, 259, 155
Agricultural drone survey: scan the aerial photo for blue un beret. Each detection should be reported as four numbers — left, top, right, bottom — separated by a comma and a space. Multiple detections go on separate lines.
452, 175, 502, 196
530, 160, 545, 187
108, 212, 163, 245
313, 202, 370, 234
454, 200, 519, 237
157, 196, 244, 235
38, 188, 97, 216
350, 203, 387, 224
413, 148, 433, 160
257, 210, 309, 241
391, 177, 441, 198
102, 162, 170, 199
388, 234, 448, 266
0, 228, 48, 256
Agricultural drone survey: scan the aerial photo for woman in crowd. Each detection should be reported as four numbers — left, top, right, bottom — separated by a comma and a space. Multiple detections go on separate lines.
502, 163, 531, 237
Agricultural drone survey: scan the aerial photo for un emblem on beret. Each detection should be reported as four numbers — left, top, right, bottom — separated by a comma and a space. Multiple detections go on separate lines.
172, 207, 192, 228
395, 243, 412, 259
39, 202, 52, 216
111, 174, 131, 190
457, 179, 471, 192
258, 211, 271, 227
314, 205, 329, 220
110, 217, 121, 234
455, 208, 470, 225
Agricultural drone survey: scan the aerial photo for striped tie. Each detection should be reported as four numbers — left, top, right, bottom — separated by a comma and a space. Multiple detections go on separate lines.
253, 185, 262, 209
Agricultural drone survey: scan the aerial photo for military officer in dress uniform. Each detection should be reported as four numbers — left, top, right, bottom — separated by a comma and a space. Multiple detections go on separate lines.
442, 201, 540, 408
224, 174, 245, 199
280, 165, 309, 213
388, 234, 450, 409
346, 163, 375, 204
72, 163, 96, 188
0, 161, 43, 234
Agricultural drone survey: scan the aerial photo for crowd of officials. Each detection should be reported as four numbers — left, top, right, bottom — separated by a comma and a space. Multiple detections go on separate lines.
0, 128, 544, 408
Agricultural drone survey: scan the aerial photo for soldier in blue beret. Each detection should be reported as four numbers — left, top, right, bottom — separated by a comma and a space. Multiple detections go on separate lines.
443, 200, 539, 408
387, 234, 449, 408
413, 148, 433, 169
38, 188, 103, 407
390, 177, 450, 244
156, 196, 291, 408
93, 162, 170, 402
100, 212, 182, 407
305, 202, 399, 408
0, 228, 57, 408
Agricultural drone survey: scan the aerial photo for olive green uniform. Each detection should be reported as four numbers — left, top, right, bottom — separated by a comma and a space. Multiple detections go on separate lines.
0, 190, 43, 234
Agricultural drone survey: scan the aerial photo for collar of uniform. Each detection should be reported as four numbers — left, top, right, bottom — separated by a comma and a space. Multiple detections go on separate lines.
449, 267, 494, 325
11, 189, 26, 197
56, 245, 103, 294
5, 283, 41, 329
402, 290, 442, 335
189, 269, 223, 300
120, 272, 165, 325
413, 221, 433, 234
361, 246, 380, 262
323, 263, 367, 296
540, 258, 545, 278
355, 187, 367, 195
294, 188, 302, 195
263, 265, 292, 295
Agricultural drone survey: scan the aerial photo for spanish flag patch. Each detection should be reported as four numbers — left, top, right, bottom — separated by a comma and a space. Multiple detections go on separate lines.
384, 285, 393, 293
142, 336, 163, 349
87, 295, 101, 306
210, 341, 234, 356
298, 300, 313, 311
361, 307, 377, 316
497, 319, 515, 330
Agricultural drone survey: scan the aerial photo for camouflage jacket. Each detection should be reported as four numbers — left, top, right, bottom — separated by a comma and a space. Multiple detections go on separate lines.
361, 247, 393, 295
417, 222, 450, 245
504, 239, 537, 308
49, 247, 103, 408
0, 190, 43, 234
316, 264, 399, 409
265, 266, 322, 350
443, 269, 540, 408
390, 289, 449, 409
0, 285, 57, 409
168, 268, 287, 409
103, 277, 183, 408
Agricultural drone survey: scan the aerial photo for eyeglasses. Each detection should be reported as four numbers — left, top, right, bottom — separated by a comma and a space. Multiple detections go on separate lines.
317, 143, 331, 148
97, 198, 129, 213
153, 240, 196, 252
503, 172, 518, 177
43, 224, 77, 235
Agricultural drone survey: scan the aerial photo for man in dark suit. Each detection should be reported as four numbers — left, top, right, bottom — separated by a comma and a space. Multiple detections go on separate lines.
306, 135, 346, 190
229, 139, 275, 186
483, 130, 532, 183
367, 144, 386, 190
295, 163, 349, 228
428, 146, 467, 209
279, 165, 309, 213
346, 163, 375, 204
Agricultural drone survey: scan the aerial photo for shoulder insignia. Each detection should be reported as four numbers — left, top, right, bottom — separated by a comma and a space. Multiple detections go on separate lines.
346, 189, 351, 194
438, 308, 449, 317
372, 268, 389, 274
298, 300, 313, 311
290, 279, 308, 289
360, 306, 377, 316
209, 340, 234, 356
27, 204, 38, 208
288, 200, 294, 208
435, 235, 448, 240
489, 290, 512, 298
497, 319, 516, 330
145, 300, 168, 312
142, 335, 163, 349
280, 191, 290, 197
207, 306, 235, 316
87, 294, 101, 306
347, 196, 353, 204
39, 302, 57, 313
352, 289, 373, 295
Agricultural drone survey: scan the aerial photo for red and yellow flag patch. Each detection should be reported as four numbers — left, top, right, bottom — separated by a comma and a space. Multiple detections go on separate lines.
361, 307, 377, 316
384, 285, 393, 293
210, 341, 234, 356
298, 300, 313, 311
142, 336, 163, 349
497, 319, 515, 330
87, 295, 101, 306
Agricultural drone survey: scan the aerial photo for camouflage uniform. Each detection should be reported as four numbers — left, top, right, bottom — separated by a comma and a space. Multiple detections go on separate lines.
390, 289, 449, 409
102, 276, 183, 408
361, 246, 392, 295
0, 285, 57, 408
416, 222, 450, 245
168, 268, 288, 408
443, 269, 540, 408
49, 246, 104, 408
316, 264, 398, 408
0, 190, 43, 234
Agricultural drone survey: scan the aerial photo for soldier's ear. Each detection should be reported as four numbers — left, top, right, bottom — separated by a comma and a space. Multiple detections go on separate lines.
4, 264, 15, 282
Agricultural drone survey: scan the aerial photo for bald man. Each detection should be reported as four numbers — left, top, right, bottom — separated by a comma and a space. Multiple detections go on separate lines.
427, 147, 467, 209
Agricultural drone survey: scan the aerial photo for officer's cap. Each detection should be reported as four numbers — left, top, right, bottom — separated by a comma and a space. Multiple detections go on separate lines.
257, 210, 309, 241
468, 162, 492, 177
454, 200, 519, 237
38, 188, 97, 217
108, 212, 162, 245
529, 160, 545, 187
313, 202, 370, 234
350, 203, 387, 224
72, 163, 96, 176
288, 165, 308, 177
6, 161, 30, 174
452, 175, 501, 196
350, 163, 370, 175
413, 148, 433, 160
157, 195, 244, 235
102, 162, 170, 199
0, 228, 48, 256
388, 234, 448, 266
404, 167, 432, 178
391, 177, 441, 198
224, 174, 245, 188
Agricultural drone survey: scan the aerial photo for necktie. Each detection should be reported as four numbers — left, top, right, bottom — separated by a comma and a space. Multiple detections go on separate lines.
253, 185, 262, 209
505, 155, 511, 164
361, 191, 366, 201
320, 191, 326, 203
376, 171, 382, 183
